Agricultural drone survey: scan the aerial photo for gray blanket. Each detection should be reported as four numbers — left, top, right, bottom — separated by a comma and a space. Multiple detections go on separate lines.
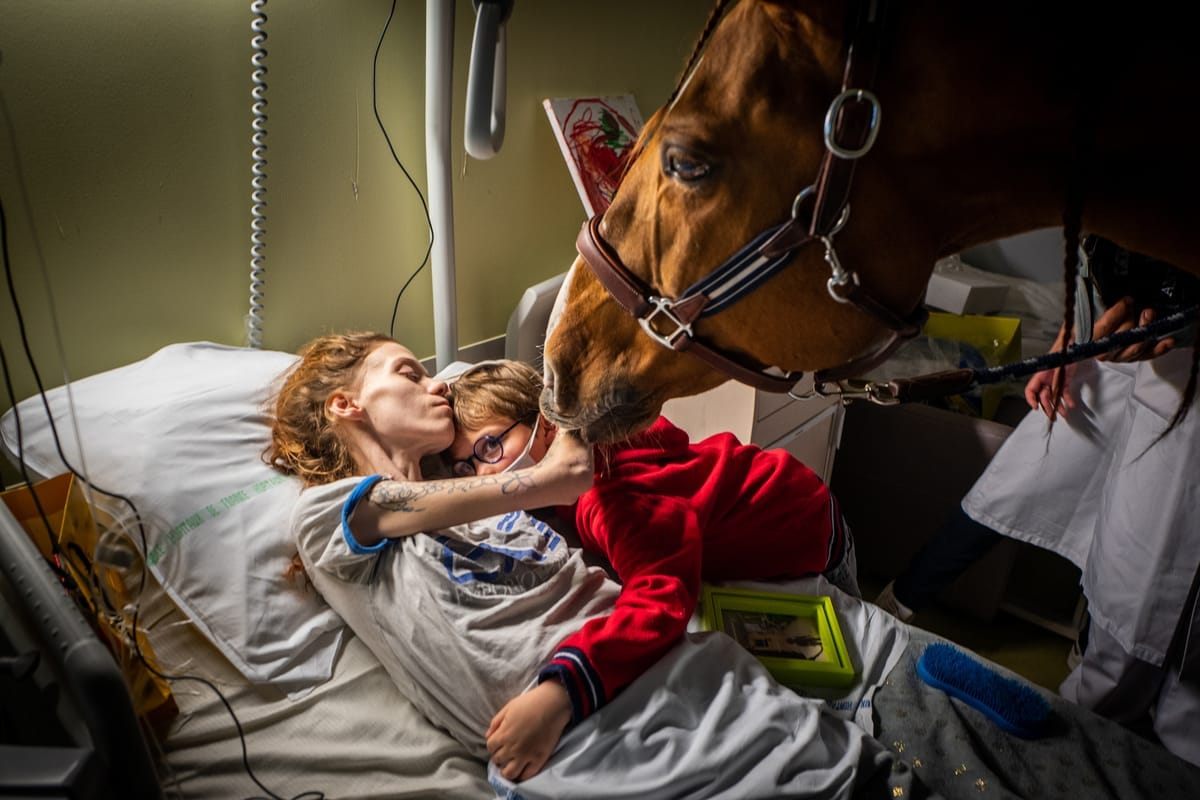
874, 628, 1200, 800
489, 578, 1200, 799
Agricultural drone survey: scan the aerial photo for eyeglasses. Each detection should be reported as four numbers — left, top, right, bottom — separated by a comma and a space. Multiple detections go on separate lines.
449, 418, 528, 477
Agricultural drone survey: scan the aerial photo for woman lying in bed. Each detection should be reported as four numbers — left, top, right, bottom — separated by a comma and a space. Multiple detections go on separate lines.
266, 332, 931, 799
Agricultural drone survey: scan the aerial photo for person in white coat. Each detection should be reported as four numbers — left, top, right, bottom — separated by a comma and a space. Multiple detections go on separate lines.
963, 331, 1200, 768
878, 238, 1200, 767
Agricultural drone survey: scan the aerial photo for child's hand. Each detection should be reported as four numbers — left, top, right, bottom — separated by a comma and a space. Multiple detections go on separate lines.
486, 679, 572, 782
537, 428, 593, 505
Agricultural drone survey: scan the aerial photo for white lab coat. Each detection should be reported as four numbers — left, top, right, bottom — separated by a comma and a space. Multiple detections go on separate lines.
962, 348, 1200, 766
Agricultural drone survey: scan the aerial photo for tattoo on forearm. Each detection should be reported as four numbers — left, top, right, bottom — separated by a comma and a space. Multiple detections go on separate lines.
502, 471, 537, 494
370, 482, 427, 512
370, 471, 539, 513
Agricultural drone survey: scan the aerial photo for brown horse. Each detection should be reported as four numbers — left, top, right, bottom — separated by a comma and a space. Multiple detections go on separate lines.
540, 0, 1200, 443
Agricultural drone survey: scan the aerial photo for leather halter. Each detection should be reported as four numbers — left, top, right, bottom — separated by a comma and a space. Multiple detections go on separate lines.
574, 0, 928, 394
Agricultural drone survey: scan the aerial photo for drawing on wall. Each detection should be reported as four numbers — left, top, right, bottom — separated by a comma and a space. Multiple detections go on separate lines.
543, 95, 644, 216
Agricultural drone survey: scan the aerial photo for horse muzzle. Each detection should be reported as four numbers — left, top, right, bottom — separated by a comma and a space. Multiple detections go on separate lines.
539, 368, 659, 445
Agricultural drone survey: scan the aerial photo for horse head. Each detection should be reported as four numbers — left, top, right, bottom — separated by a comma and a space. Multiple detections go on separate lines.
542, 0, 1200, 443
543, 0, 932, 441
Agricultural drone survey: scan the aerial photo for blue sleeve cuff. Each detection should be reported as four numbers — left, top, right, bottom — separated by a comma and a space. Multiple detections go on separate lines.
538, 664, 585, 726
538, 647, 605, 725
342, 475, 389, 555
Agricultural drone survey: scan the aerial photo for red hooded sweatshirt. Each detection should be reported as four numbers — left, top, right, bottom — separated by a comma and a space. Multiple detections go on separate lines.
538, 416, 847, 723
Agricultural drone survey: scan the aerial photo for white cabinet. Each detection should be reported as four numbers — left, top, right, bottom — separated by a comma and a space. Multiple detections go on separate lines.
661, 376, 844, 483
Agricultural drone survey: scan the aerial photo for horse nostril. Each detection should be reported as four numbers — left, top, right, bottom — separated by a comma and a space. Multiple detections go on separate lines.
540, 365, 558, 411
539, 386, 557, 417
606, 382, 641, 412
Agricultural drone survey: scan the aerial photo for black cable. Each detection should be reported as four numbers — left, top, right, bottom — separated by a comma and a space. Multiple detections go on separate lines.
0, 338, 78, 591
373, 0, 435, 338
0, 171, 322, 800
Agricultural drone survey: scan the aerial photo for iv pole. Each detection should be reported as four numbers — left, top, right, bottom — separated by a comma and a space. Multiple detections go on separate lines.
424, 0, 513, 372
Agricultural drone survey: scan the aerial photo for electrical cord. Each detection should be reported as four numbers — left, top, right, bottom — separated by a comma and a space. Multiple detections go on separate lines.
0, 342, 78, 592
373, 0, 435, 338
247, 0, 268, 349
0, 154, 322, 800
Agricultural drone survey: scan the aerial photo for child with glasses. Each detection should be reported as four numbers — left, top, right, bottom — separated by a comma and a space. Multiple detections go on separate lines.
445, 359, 860, 781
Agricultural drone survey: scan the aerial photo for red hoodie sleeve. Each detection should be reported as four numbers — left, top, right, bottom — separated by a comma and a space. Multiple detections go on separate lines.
538, 489, 702, 724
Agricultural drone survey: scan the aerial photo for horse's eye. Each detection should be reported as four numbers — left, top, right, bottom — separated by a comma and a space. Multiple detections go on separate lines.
662, 146, 710, 182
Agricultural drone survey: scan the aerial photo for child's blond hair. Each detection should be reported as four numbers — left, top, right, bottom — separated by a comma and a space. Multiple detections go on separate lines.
450, 360, 543, 430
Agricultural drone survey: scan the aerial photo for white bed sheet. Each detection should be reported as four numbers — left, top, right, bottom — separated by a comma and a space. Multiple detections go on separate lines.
141, 569, 491, 799
146, 570, 905, 799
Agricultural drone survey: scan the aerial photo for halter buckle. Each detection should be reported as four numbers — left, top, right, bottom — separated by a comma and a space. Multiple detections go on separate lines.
638, 296, 694, 350
790, 186, 851, 235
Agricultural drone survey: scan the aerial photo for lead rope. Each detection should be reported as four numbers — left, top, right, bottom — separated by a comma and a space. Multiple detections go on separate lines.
808, 305, 1199, 405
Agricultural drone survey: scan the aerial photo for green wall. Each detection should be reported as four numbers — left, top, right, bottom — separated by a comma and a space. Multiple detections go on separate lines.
0, 0, 710, 415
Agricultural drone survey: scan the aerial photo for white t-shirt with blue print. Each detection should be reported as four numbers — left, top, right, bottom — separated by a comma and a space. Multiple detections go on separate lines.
292, 475, 620, 758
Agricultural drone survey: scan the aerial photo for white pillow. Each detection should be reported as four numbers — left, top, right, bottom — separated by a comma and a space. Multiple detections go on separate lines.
0, 342, 346, 694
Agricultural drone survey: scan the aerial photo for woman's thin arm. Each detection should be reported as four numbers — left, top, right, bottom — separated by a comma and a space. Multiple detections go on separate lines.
350, 430, 593, 546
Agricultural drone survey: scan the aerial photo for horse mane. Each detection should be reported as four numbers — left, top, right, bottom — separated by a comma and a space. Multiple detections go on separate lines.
613, 0, 732, 187
664, 0, 731, 111
1054, 10, 1197, 438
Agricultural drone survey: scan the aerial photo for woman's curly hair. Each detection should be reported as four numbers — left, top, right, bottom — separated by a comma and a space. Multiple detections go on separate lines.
265, 332, 394, 486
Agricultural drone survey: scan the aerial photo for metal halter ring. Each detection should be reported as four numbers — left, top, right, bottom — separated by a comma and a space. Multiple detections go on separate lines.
823, 88, 882, 160
790, 186, 851, 236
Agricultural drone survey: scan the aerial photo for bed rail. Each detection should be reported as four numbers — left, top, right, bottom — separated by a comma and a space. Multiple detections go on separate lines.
0, 500, 162, 799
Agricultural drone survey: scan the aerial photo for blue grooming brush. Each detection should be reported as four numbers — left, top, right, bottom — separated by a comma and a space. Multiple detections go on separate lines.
916, 642, 1050, 739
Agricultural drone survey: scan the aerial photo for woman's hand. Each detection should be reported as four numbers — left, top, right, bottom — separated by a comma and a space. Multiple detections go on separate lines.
1093, 297, 1175, 364
1025, 358, 1078, 421
486, 679, 572, 783
1025, 297, 1175, 420
535, 428, 594, 506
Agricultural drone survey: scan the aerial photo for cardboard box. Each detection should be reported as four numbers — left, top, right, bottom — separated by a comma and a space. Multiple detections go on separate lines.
925, 268, 1011, 314
2, 473, 178, 730
924, 313, 1022, 365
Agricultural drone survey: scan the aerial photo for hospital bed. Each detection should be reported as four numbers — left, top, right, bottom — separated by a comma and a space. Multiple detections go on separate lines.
2, 282, 1199, 799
